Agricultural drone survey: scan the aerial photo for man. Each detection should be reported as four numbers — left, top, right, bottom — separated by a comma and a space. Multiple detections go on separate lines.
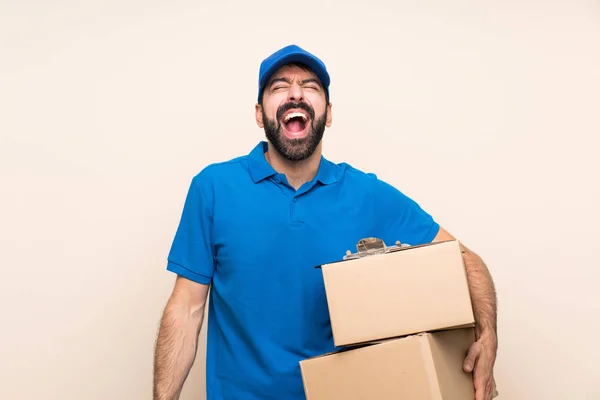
153, 44, 498, 400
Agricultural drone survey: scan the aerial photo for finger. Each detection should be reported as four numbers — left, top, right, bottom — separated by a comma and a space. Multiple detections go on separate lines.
475, 385, 485, 400
492, 377, 499, 398
486, 380, 494, 400
474, 380, 491, 400
473, 369, 485, 400
472, 358, 489, 400
463, 342, 481, 373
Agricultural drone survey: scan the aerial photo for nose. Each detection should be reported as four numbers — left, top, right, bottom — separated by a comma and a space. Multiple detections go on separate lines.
287, 82, 304, 102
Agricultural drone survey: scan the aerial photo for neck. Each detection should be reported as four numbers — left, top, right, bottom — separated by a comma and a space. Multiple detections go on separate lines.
265, 142, 322, 190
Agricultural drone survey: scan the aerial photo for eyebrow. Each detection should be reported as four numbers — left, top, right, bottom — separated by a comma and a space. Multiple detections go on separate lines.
268, 77, 291, 87
300, 78, 321, 86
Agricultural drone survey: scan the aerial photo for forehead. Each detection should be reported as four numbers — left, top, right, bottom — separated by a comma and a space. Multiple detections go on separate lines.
267, 64, 321, 84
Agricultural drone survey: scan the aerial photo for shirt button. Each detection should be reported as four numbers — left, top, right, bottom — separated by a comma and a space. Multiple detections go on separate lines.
293, 198, 297, 202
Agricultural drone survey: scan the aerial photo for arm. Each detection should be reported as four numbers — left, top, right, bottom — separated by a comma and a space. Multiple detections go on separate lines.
368, 176, 497, 398
433, 226, 498, 400
153, 276, 210, 400
432, 226, 497, 339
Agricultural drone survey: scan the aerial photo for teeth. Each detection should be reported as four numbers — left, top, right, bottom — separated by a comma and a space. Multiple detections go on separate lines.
284, 112, 307, 122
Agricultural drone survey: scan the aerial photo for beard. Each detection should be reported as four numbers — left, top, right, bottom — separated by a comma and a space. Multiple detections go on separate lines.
262, 101, 327, 162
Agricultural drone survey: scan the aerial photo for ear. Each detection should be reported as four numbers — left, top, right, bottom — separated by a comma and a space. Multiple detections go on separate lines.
325, 103, 333, 127
255, 103, 264, 128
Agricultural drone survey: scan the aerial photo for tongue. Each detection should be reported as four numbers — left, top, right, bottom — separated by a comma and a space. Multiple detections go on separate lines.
286, 118, 305, 133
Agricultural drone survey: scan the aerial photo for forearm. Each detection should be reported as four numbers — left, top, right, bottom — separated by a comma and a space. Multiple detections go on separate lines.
461, 244, 498, 340
153, 300, 205, 400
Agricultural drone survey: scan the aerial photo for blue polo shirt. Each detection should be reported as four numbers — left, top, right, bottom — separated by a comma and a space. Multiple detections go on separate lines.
166, 141, 440, 400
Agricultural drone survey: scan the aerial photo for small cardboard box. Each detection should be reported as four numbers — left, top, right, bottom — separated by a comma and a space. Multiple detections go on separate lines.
300, 328, 476, 400
319, 240, 475, 346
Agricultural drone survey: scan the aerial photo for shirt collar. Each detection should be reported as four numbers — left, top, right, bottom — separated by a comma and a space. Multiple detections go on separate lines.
314, 153, 339, 185
248, 141, 341, 185
248, 141, 277, 183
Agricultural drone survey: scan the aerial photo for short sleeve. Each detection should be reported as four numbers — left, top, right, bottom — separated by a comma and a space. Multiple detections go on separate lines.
373, 177, 440, 247
166, 173, 215, 285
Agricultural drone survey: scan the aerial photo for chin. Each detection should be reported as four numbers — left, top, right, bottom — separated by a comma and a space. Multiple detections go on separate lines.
263, 113, 326, 162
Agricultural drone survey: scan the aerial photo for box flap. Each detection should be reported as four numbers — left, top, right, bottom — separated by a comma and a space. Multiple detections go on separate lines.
419, 334, 443, 400
427, 328, 476, 400
301, 332, 428, 362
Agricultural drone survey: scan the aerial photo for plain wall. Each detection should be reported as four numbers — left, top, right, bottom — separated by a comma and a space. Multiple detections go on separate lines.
1, 1, 599, 399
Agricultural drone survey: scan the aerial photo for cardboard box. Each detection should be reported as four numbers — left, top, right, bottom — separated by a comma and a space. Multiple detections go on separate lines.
319, 240, 475, 346
300, 328, 476, 400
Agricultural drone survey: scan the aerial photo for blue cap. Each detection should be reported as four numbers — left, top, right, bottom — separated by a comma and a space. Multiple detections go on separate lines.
257, 44, 330, 103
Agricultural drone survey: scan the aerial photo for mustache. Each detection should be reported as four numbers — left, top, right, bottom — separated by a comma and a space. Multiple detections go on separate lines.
276, 102, 315, 122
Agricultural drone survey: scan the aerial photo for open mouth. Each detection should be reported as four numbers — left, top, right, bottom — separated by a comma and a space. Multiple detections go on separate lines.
281, 111, 309, 138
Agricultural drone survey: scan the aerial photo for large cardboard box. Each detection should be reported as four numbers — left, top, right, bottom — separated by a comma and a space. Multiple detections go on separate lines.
319, 240, 475, 346
300, 328, 476, 400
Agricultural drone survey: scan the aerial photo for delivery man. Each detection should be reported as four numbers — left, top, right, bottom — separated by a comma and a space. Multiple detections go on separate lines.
152, 44, 498, 400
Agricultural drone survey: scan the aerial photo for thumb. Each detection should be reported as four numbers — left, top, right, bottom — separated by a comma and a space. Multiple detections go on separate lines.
463, 342, 480, 373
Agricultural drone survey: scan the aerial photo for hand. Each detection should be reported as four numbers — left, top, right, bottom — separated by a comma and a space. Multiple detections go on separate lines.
463, 330, 498, 400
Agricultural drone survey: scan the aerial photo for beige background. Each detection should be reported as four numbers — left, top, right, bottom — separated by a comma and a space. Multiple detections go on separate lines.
1, 0, 599, 399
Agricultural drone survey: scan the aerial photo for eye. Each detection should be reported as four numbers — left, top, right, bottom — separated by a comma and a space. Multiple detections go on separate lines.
305, 85, 319, 91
